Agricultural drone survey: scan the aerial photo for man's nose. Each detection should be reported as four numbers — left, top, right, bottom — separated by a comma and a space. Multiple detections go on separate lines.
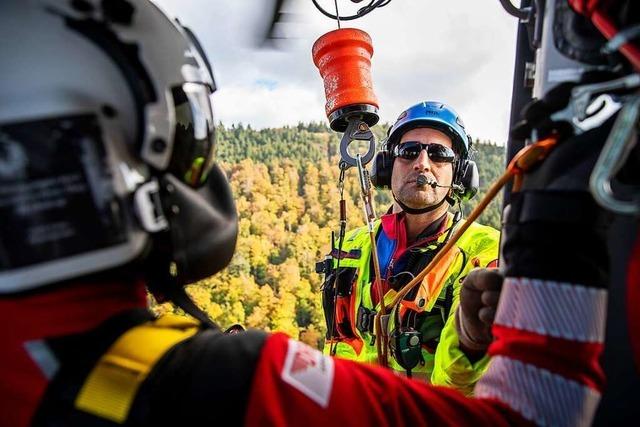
413, 148, 431, 171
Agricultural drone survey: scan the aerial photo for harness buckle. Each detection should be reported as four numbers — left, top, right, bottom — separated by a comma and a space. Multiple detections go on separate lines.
356, 305, 377, 334
315, 255, 332, 276
550, 74, 639, 135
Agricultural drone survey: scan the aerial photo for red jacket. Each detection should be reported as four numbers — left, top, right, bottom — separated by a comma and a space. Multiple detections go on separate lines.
0, 274, 605, 427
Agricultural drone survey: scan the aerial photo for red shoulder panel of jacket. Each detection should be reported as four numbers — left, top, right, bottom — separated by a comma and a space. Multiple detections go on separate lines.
245, 333, 529, 427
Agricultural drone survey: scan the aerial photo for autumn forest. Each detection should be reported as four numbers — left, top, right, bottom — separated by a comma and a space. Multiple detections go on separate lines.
152, 123, 506, 348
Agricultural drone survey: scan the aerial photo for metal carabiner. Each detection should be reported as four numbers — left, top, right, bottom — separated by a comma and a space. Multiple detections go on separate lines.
589, 95, 640, 216
355, 153, 376, 229
339, 118, 376, 168
550, 74, 640, 136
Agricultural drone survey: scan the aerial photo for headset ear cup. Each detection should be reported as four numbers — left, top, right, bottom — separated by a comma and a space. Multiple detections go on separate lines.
370, 151, 393, 188
456, 160, 479, 201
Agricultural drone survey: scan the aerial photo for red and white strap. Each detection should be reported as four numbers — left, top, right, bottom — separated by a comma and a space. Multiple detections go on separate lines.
476, 277, 607, 426
493, 277, 607, 342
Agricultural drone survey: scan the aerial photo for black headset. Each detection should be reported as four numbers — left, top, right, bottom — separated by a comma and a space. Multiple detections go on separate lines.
370, 135, 479, 203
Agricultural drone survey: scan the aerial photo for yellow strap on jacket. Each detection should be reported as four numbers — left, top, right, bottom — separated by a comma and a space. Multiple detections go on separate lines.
75, 314, 199, 423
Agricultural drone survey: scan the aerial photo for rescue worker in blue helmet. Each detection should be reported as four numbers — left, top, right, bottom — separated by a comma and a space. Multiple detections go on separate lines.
320, 101, 500, 391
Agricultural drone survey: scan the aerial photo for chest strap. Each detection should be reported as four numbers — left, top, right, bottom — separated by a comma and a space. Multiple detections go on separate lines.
75, 314, 199, 424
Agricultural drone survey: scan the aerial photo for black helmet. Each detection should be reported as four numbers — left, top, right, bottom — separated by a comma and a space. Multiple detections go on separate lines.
0, 0, 237, 295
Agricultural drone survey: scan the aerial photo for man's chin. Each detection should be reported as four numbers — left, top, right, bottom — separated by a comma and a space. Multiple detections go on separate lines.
399, 197, 433, 210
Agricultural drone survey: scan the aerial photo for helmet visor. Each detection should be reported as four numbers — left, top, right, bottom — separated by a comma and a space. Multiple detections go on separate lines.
170, 82, 216, 188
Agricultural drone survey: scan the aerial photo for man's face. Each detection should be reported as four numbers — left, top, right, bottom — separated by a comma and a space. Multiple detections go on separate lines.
390, 127, 455, 210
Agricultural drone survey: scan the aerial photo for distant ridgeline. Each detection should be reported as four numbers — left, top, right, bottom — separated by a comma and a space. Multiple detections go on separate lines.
151, 123, 505, 348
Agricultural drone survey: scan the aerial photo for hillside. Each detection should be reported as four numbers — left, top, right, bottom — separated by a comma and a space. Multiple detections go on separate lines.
152, 123, 506, 348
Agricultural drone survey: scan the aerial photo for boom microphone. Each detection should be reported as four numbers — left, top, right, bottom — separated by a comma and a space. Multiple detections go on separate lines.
416, 175, 464, 192
416, 175, 434, 187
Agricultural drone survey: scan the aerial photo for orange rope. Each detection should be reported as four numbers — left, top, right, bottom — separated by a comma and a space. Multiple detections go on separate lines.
385, 172, 513, 310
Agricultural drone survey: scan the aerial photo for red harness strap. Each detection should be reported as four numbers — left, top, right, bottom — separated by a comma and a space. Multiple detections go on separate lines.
627, 229, 640, 373
568, 0, 640, 70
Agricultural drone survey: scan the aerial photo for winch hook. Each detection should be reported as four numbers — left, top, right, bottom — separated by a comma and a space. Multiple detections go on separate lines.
339, 118, 376, 168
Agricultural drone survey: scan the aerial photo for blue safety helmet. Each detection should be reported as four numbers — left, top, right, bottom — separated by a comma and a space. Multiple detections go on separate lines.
371, 101, 478, 201
386, 101, 471, 157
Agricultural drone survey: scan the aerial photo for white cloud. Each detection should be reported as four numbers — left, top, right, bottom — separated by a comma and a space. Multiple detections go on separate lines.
154, 0, 519, 144
213, 83, 326, 129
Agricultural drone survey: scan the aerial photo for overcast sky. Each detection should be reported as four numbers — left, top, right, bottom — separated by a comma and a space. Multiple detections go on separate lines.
154, 0, 520, 144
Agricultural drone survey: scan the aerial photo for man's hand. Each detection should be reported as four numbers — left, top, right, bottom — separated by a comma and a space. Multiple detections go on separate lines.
456, 268, 503, 359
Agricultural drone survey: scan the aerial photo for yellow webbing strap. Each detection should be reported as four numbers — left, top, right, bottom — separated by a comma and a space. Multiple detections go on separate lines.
75, 314, 199, 424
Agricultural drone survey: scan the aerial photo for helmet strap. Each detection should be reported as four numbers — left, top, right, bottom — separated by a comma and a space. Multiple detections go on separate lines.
145, 231, 220, 330
162, 282, 220, 330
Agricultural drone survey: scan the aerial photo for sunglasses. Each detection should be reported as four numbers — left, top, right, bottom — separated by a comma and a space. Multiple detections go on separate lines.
392, 141, 456, 163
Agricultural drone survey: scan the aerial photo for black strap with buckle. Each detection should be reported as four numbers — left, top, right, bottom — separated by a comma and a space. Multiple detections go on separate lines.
356, 305, 377, 335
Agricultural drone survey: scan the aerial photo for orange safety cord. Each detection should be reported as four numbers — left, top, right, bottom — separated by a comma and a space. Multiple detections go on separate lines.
312, 28, 379, 119
380, 136, 559, 328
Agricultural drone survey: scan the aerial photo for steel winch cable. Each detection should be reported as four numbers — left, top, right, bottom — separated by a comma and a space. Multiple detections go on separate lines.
312, 0, 393, 22
354, 153, 389, 366
326, 162, 349, 356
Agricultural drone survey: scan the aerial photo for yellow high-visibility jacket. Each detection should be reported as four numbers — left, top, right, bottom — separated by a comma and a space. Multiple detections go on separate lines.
321, 212, 499, 395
